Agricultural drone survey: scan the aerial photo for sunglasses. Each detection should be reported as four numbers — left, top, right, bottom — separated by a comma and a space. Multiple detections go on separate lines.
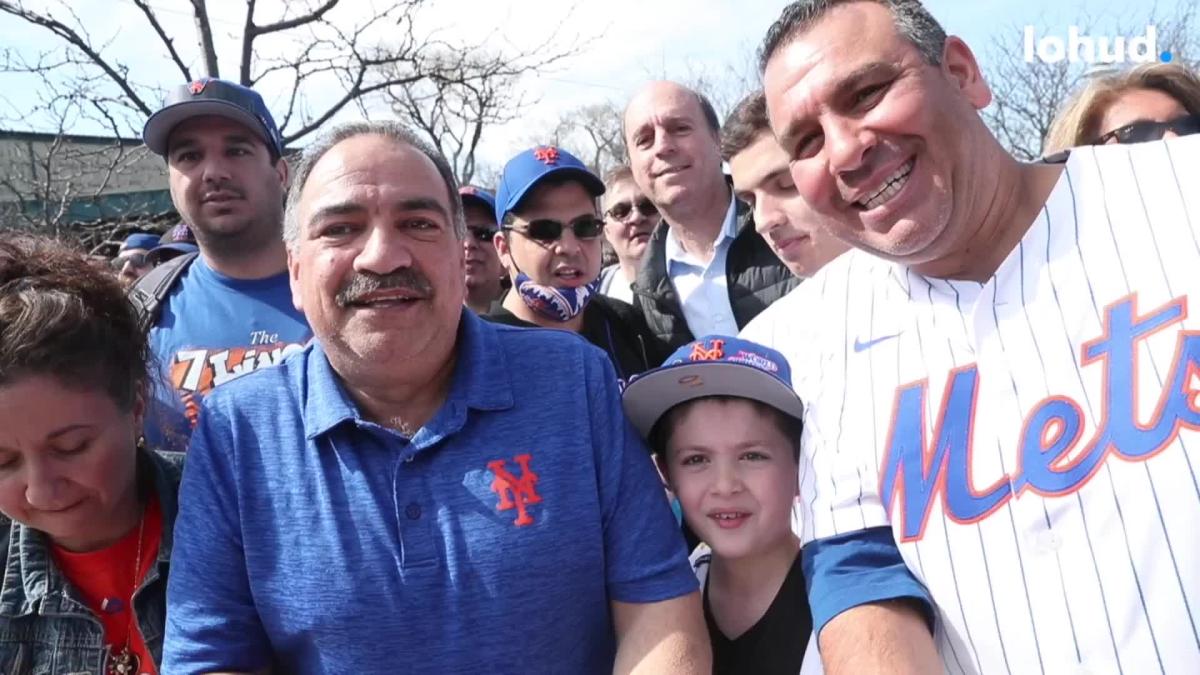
605, 198, 658, 221
111, 252, 150, 270
467, 226, 497, 243
503, 215, 605, 243
1095, 114, 1200, 145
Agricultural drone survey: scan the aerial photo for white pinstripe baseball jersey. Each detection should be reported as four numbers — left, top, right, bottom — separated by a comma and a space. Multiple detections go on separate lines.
741, 135, 1200, 675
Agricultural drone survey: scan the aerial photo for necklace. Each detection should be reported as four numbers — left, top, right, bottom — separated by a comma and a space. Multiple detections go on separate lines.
106, 508, 146, 675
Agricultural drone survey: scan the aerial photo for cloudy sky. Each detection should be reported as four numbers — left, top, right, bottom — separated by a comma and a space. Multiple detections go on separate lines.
0, 0, 1162, 169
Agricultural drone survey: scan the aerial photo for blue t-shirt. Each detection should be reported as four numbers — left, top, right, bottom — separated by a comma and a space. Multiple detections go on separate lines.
145, 256, 310, 450
162, 311, 698, 674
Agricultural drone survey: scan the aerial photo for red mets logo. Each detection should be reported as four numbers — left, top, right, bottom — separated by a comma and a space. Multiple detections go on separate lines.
533, 146, 560, 165
189, 78, 209, 95
690, 338, 725, 361
488, 454, 542, 527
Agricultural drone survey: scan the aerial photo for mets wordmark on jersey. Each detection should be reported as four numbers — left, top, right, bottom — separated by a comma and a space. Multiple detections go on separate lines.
741, 135, 1200, 675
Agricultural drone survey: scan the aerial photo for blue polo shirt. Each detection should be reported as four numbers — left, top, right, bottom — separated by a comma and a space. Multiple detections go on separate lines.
163, 310, 697, 674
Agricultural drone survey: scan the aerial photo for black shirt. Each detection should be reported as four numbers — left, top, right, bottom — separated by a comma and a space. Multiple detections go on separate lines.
485, 295, 669, 383
700, 550, 813, 675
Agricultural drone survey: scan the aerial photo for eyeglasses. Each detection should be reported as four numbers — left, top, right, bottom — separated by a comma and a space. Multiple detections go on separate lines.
1095, 114, 1200, 145
605, 198, 658, 221
110, 252, 150, 270
503, 215, 605, 243
467, 226, 497, 243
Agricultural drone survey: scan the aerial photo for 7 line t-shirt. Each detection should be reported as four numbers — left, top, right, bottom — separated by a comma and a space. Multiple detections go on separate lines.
145, 256, 310, 451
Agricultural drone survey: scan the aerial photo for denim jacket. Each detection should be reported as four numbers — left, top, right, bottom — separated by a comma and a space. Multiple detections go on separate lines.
0, 449, 183, 675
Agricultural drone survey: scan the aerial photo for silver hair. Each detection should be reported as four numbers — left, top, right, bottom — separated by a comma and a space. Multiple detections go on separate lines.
759, 0, 947, 72
283, 120, 466, 247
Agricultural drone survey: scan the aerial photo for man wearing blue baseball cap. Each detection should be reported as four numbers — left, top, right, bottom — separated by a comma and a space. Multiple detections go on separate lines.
111, 232, 160, 287
133, 77, 311, 451
459, 185, 508, 314
487, 145, 668, 384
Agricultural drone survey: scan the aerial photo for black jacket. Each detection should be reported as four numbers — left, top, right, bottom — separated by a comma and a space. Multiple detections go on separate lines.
632, 198, 800, 350
486, 295, 671, 382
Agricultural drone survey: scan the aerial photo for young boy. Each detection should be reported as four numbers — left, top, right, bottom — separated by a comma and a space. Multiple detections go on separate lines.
622, 336, 821, 675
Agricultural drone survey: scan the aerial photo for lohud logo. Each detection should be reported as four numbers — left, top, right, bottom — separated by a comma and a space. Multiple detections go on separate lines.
1023, 25, 1172, 64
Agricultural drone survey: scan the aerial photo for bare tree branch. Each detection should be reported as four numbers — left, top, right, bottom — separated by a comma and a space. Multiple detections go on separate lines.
0, 0, 153, 116
131, 0, 193, 82
189, 0, 220, 77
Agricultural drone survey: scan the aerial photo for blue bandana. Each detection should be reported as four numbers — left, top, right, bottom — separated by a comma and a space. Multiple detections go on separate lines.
513, 271, 601, 322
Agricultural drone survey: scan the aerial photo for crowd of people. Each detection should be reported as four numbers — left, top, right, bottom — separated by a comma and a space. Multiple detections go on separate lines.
2, 0, 1200, 673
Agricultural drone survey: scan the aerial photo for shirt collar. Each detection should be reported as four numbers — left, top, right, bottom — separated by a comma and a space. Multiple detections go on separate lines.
665, 193, 739, 267
302, 309, 515, 440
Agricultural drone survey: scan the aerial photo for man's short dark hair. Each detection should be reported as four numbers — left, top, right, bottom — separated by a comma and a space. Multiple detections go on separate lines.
720, 91, 771, 161
758, 0, 947, 73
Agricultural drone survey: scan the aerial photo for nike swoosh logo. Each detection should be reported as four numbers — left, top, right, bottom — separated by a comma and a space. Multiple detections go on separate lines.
853, 333, 901, 353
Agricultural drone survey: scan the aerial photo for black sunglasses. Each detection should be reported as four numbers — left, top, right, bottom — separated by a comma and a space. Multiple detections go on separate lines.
1095, 114, 1200, 145
467, 226, 497, 243
111, 252, 150, 270
504, 215, 605, 243
605, 198, 658, 221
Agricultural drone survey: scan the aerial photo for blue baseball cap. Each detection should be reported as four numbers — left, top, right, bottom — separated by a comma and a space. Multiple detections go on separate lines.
459, 186, 498, 223
142, 77, 284, 158
494, 145, 605, 222
120, 233, 160, 252
621, 335, 804, 438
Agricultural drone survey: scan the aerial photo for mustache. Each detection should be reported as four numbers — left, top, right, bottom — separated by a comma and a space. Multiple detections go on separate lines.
335, 269, 433, 307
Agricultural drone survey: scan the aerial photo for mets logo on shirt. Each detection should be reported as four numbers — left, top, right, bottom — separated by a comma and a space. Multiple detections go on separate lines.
487, 454, 542, 527
879, 293, 1200, 541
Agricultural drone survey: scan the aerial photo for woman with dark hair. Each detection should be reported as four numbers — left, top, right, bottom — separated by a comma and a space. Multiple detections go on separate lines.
0, 235, 181, 674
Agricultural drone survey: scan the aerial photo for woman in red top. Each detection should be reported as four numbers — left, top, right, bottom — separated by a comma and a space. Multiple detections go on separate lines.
0, 235, 183, 675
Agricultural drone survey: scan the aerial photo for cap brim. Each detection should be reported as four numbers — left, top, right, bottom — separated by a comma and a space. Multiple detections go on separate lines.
460, 193, 497, 216
142, 100, 271, 156
621, 361, 804, 439
503, 167, 606, 219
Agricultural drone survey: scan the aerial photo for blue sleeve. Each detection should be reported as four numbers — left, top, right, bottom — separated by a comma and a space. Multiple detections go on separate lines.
802, 526, 934, 636
162, 399, 273, 672
588, 348, 699, 603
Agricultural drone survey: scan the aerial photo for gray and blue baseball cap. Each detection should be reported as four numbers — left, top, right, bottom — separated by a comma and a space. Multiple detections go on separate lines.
494, 145, 605, 222
621, 335, 805, 438
142, 77, 284, 158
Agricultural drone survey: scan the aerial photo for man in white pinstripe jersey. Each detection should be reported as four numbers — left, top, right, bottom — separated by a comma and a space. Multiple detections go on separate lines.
741, 1, 1200, 674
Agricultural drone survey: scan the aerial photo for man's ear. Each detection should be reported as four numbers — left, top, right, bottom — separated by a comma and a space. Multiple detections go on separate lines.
493, 231, 515, 274
287, 245, 303, 313
940, 36, 992, 110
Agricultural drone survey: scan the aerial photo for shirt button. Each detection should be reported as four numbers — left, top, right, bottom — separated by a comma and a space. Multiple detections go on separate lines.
404, 454, 415, 463
1035, 530, 1063, 553
405, 502, 422, 520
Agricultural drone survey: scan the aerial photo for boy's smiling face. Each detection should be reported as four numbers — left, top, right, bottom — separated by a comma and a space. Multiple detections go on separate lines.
661, 397, 800, 560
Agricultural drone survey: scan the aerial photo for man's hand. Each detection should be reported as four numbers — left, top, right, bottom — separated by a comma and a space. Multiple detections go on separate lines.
611, 592, 711, 674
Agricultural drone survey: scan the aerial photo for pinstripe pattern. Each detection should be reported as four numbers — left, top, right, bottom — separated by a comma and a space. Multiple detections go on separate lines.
740, 134, 1200, 674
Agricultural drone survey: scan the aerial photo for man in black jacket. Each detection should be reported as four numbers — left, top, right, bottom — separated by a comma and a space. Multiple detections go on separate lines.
624, 81, 799, 350
486, 145, 669, 384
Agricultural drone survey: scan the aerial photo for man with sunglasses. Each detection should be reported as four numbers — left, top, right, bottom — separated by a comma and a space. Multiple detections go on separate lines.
487, 146, 669, 384
600, 166, 661, 304
112, 232, 159, 288
459, 185, 508, 314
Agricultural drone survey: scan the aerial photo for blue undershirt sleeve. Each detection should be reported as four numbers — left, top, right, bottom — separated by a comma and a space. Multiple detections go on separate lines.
802, 526, 935, 636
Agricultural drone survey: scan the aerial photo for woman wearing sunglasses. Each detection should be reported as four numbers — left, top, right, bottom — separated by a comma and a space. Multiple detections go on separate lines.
0, 236, 183, 674
1044, 62, 1200, 154
487, 146, 670, 385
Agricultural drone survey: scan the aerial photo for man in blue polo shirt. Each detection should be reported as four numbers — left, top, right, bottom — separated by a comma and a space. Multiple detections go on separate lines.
163, 119, 709, 674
